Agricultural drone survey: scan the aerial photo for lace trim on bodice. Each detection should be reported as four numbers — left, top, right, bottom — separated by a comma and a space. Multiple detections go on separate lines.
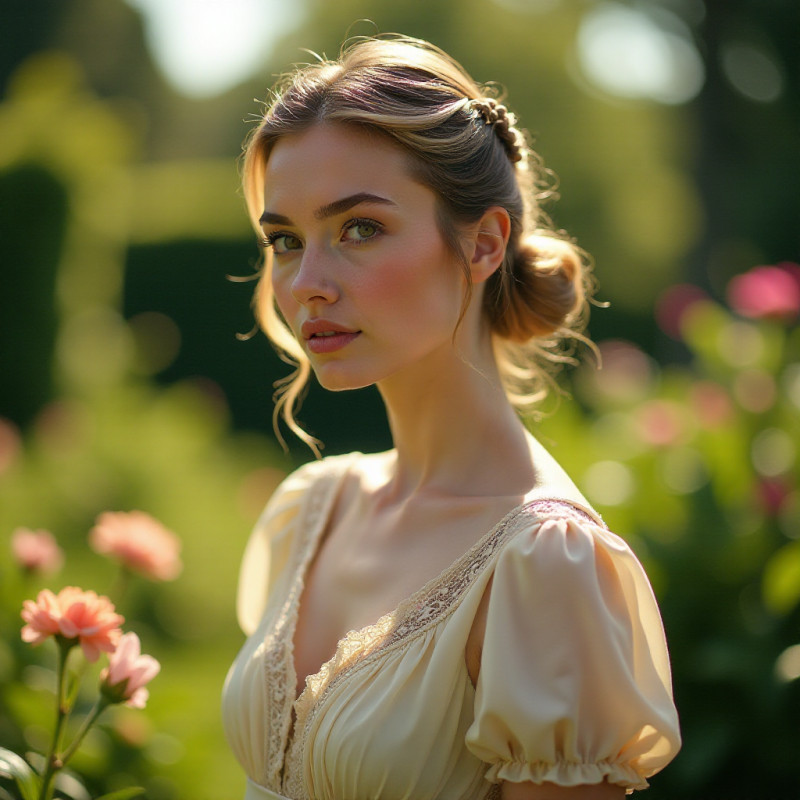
260, 458, 601, 799
261, 465, 346, 791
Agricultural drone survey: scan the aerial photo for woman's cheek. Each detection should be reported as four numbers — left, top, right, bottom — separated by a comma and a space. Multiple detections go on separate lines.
269, 271, 295, 319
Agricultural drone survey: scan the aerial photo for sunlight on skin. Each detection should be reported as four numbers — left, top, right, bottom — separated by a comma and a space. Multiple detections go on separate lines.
502, 780, 625, 799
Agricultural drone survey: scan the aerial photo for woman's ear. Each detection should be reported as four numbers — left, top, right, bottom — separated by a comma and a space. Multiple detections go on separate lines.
468, 206, 511, 285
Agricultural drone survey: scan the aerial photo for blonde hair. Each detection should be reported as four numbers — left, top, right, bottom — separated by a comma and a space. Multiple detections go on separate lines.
241, 35, 594, 451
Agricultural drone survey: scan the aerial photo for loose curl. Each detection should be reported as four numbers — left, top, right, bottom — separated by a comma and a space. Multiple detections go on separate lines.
241, 35, 595, 451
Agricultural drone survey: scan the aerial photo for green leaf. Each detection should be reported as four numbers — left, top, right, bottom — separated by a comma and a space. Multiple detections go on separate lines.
53, 770, 90, 800
93, 789, 146, 800
0, 749, 41, 800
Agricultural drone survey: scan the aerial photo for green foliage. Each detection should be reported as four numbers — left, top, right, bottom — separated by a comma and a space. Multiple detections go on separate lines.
0, 749, 41, 800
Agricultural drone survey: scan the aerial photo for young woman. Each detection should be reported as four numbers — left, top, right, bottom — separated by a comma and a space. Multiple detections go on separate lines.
222, 35, 681, 800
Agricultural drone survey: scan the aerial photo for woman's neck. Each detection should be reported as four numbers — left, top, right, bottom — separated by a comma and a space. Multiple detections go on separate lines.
376, 335, 537, 501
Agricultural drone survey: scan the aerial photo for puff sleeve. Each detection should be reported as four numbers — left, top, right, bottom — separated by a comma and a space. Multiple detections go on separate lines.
465, 516, 681, 792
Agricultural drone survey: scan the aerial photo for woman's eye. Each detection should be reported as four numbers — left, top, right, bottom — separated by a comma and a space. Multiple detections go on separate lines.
263, 232, 302, 255
342, 219, 382, 243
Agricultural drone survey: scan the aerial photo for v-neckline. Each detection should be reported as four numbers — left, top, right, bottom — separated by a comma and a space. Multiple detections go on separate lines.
288, 456, 518, 707
286, 455, 604, 706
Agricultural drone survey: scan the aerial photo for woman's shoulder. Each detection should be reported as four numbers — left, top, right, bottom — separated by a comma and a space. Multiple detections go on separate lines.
279, 449, 365, 487
488, 482, 653, 622
503, 493, 645, 584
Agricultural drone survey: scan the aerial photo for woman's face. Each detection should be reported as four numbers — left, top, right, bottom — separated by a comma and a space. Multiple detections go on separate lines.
260, 124, 469, 393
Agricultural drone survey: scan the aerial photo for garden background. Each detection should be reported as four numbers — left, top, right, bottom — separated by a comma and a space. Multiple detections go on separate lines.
1, 0, 799, 798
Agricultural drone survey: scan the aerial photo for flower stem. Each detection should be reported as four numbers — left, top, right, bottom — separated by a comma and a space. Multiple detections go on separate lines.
59, 696, 110, 768
39, 639, 73, 800
109, 565, 132, 603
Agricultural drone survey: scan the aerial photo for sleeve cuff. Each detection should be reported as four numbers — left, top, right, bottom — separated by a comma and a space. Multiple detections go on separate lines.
484, 758, 650, 793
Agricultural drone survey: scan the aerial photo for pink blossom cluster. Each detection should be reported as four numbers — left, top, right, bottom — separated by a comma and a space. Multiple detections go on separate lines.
20, 587, 159, 707
10, 510, 182, 582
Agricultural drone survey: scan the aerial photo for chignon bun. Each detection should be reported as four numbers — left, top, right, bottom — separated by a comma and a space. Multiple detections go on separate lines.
486, 234, 586, 343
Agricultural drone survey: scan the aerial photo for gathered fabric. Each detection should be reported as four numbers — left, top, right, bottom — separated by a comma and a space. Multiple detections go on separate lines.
222, 453, 681, 800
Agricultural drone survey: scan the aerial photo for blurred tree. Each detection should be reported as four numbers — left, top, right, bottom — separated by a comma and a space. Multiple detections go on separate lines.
0, 0, 62, 94
687, 0, 800, 293
0, 164, 66, 425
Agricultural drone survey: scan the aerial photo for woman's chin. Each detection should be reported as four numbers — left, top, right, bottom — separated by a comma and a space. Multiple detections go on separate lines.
312, 365, 377, 393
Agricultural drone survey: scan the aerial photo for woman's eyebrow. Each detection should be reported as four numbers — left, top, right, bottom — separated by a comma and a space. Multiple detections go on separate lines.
259, 210, 292, 226
313, 192, 396, 220
259, 192, 396, 227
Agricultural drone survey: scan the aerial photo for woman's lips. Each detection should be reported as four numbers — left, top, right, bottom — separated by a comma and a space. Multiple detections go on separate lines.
301, 319, 360, 354
305, 330, 361, 354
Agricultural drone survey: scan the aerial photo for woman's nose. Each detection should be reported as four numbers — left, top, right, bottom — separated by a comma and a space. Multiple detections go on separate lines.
290, 246, 339, 306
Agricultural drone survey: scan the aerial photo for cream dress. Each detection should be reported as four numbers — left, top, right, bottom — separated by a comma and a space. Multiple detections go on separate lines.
222, 453, 681, 800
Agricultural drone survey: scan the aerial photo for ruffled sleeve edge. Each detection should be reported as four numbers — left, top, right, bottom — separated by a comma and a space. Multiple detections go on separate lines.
485, 758, 648, 793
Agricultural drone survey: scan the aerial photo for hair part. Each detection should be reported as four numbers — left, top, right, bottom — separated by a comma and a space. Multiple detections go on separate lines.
241, 34, 595, 452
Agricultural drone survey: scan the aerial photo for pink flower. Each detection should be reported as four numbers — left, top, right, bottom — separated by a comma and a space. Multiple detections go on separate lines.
89, 511, 182, 581
727, 262, 800, 321
100, 632, 160, 709
11, 528, 64, 574
21, 587, 124, 662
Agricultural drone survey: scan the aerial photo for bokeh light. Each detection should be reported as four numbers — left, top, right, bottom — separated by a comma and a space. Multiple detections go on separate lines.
583, 459, 635, 506
122, 0, 305, 98
575, 2, 704, 104
655, 284, 710, 340
775, 643, 800, 682
581, 340, 657, 405
660, 447, 709, 495
720, 41, 784, 103
733, 369, 777, 414
751, 428, 796, 478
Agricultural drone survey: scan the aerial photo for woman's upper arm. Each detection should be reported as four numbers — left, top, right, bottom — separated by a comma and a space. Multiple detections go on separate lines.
501, 780, 626, 800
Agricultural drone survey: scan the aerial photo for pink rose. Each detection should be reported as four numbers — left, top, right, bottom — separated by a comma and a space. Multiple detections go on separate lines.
89, 510, 182, 581
21, 587, 124, 662
11, 528, 64, 574
727, 262, 800, 321
100, 632, 160, 709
